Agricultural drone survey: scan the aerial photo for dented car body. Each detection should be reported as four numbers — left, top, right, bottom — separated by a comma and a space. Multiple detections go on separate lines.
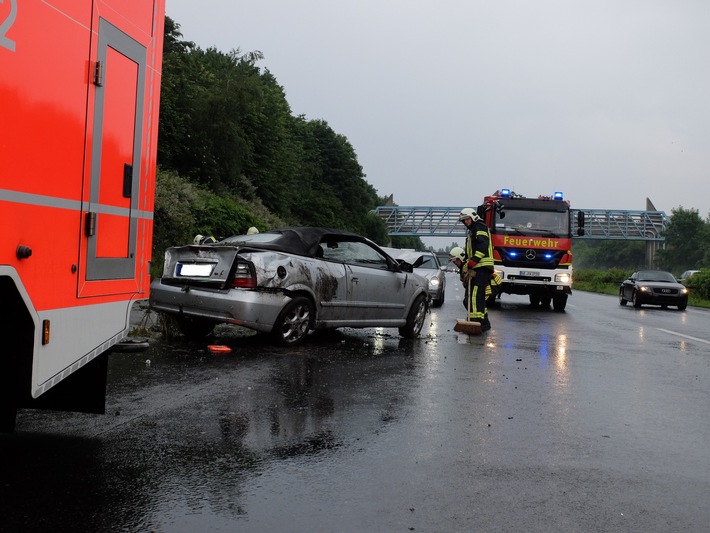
384, 249, 447, 307
150, 227, 430, 345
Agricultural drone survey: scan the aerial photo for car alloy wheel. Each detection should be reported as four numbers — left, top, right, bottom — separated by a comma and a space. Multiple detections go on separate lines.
272, 296, 314, 346
399, 294, 428, 338
619, 291, 628, 306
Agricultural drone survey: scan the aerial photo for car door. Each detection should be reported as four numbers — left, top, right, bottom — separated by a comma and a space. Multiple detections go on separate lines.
320, 239, 411, 322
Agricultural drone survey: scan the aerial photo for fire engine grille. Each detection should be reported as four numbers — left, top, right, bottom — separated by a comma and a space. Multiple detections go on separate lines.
508, 275, 553, 282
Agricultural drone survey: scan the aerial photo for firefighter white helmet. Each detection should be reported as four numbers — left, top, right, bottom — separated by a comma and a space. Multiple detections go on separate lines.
459, 207, 480, 222
193, 234, 204, 244
246, 226, 259, 235
448, 246, 466, 262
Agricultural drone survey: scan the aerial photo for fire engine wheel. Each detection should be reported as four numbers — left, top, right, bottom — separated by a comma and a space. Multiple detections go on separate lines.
399, 294, 428, 338
272, 296, 314, 346
552, 294, 568, 311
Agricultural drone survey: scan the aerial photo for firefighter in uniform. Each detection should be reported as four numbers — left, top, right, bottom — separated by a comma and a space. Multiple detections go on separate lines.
448, 246, 502, 310
459, 207, 495, 330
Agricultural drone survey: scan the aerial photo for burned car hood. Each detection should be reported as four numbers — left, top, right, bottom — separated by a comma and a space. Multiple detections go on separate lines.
382, 248, 429, 269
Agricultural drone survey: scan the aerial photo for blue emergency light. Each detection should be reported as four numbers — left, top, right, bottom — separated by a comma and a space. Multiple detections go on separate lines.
501, 188, 511, 197
553, 191, 563, 200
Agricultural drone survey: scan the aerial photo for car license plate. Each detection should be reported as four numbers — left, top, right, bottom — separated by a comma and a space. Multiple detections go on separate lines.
178, 263, 214, 277
520, 271, 540, 277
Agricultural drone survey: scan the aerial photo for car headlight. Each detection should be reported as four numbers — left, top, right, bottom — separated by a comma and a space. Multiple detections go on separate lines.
681, 287, 689, 295
639, 285, 649, 292
429, 278, 440, 287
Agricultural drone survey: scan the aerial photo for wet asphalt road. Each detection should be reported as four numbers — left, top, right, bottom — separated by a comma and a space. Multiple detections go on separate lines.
2, 273, 710, 532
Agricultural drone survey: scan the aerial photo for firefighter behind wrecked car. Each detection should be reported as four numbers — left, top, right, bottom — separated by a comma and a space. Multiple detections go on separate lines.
459, 207, 494, 331
193, 234, 217, 244
448, 245, 502, 315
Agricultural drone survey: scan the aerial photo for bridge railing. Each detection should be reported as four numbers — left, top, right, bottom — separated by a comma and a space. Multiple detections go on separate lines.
374, 206, 669, 241
571, 209, 668, 240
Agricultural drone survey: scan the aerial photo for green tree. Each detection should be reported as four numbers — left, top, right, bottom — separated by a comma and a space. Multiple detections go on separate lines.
572, 239, 647, 269
656, 207, 707, 273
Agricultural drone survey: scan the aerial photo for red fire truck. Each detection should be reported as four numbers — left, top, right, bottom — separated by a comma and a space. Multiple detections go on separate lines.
1, 0, 165, 431
480, 189, 585, 311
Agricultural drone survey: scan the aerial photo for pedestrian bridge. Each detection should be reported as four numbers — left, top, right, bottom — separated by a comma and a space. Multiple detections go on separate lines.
373, 206, 669, 241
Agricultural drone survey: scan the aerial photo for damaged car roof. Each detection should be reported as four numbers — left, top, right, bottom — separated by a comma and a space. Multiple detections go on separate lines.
219, 227, 373, 258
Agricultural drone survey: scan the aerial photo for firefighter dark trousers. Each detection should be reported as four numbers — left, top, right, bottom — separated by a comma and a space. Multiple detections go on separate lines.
469, 267, 493, 321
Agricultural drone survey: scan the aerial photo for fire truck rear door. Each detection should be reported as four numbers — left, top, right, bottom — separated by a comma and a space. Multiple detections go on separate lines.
85, 19, 146, 282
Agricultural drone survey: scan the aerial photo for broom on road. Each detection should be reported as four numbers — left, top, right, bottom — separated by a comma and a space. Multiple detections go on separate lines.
454, 276, 482, 335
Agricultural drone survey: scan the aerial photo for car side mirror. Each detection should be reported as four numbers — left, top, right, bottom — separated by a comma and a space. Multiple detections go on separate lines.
399, 262, 413, 273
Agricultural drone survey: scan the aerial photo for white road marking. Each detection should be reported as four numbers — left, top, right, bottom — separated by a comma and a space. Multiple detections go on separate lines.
656, 328, 710, 345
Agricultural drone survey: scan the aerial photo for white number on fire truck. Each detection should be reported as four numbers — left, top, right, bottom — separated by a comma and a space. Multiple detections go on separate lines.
0, 0, 18, 52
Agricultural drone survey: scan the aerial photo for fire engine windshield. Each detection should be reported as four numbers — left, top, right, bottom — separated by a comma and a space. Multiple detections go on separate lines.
493, 209, 570, 238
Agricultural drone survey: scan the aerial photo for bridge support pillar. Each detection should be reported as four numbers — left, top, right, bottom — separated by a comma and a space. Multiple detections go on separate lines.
646, 240, 663, 268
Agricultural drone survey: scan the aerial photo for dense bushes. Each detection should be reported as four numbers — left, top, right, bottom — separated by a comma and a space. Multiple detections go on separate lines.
151, 170, 286, 276
572, 268, 631, 294
150, 17, 427, 270
688, 270, 710, 299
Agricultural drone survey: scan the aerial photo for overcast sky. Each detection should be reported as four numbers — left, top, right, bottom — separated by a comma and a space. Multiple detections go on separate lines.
166, 0, 710, 220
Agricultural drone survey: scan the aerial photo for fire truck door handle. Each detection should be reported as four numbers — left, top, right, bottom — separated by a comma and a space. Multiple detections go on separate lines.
123, 163, 133, 198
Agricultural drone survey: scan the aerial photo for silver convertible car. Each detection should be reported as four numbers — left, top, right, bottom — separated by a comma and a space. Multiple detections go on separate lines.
150, 227, 430, 345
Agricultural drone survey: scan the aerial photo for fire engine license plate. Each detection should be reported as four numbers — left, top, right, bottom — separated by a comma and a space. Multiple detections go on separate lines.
520, 271, 540, 277
178, 263, 214, 277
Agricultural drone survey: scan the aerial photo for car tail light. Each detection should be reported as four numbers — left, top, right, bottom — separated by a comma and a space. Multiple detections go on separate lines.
231, 262, 256, 288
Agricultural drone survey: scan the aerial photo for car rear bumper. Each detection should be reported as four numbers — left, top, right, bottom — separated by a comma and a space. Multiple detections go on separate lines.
149, 280, 291, 333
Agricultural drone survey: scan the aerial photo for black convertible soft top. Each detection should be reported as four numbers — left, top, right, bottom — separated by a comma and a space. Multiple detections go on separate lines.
218, 227, 371, 258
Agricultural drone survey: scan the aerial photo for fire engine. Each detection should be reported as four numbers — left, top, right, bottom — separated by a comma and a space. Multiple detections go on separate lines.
480, 189, 585, 311
1, 0, 165, 431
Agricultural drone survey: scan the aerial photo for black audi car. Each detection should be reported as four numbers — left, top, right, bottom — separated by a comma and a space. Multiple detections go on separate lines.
619, 270, 688, 310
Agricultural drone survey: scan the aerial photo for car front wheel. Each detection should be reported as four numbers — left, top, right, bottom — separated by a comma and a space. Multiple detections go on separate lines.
399, 294, 428, 338
272, 296, 314, 346
678, 300, 688, 311
632, 290, 642, 308
619, 290, 628, 306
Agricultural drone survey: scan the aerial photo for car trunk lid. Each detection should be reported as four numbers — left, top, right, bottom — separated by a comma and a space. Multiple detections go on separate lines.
161, 245, 242, 288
